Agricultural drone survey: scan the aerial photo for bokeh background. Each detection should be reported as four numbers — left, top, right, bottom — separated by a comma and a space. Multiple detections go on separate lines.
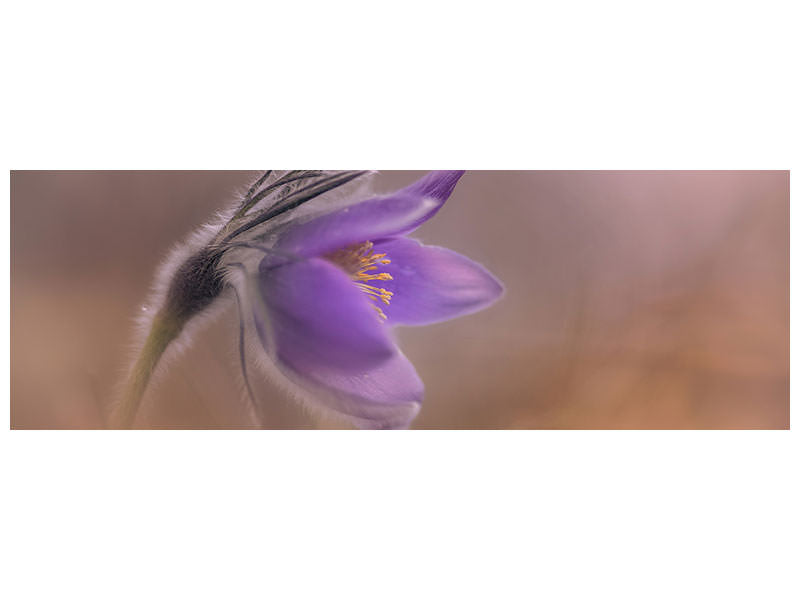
10, 171, 789, 429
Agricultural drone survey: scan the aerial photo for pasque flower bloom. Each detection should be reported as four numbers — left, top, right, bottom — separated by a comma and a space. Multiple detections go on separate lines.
112, 170, 503, 429
244, 171, 503, 428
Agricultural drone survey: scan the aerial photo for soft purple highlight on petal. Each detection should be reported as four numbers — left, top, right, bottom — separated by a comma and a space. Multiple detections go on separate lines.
279, 350, 424, 429
403, 170, 465, 202
373, 238, 505, 326
275, 170, 465, 258
258, 257, 396, 372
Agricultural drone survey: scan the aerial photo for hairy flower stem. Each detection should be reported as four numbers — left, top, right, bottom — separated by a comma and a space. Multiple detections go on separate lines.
110, 247, 225, 429
110, 312, 185, 428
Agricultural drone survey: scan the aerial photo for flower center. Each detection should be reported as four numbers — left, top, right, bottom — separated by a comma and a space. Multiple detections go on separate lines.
325, 241, 393, 319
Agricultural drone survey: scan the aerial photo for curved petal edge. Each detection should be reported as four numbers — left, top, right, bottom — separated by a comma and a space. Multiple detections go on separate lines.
373, 237, 505, 326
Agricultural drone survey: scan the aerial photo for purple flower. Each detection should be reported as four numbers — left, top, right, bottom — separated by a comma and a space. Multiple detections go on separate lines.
245, 171, 503, 429
112, 169, 502, 430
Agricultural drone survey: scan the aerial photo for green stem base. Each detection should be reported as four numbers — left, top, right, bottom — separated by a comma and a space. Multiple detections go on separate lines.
108, 312, 185, 429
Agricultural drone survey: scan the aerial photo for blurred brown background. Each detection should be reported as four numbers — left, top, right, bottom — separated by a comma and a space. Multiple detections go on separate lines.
10, 171, 789, 429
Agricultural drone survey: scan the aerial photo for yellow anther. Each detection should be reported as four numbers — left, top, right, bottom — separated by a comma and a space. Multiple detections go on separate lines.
325, 241, 395, 319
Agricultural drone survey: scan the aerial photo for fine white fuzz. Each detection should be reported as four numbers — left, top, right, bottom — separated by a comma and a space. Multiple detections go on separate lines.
113, 213, 235, 426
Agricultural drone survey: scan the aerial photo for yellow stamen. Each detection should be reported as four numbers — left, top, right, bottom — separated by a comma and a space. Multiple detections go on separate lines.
326, 241, 394, 319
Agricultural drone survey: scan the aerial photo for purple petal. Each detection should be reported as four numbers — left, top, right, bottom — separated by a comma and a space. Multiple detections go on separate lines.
372, 237, 504, 326
403, 169, 465, 202
275, 170, 465, 257
278, 350, 424, 430
256, 256, 396, 372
